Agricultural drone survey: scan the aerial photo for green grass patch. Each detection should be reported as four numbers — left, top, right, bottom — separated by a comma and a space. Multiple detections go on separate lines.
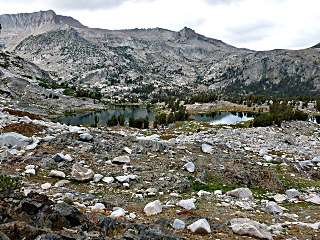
280, 173, 320, 190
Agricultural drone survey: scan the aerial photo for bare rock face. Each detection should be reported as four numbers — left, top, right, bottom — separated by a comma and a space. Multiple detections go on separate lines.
71, 163, 94, 182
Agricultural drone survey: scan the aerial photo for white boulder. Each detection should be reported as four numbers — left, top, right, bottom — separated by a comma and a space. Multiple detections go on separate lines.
144, 200, 162, 216
187, 219, 211, 234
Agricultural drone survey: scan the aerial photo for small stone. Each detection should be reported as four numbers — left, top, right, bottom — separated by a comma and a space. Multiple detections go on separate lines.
177, 199, 196, 210
112, 155, 130, 164
201, 144, 213, 154
116, 176, 129, 183
264, 155, 273, 162
305, 194, 320, 205
144, 200, 162, 216
214, 190, 223, 196
63, 154, 73, 161
227, 188, 253, 200
183, 162, 195, 173
197, 190, 211, 197
42, 136, 56, 142
41, 182, 51, 190
259, 149, 268, 156
266, 201, 283, 216
79, 133, 93, 142
285, 188, 301, 198
93, 174, 103, 182
64, 193, 74, 199
93, 203, 105, 209
124, 147, 132, 154
102, 177, 114, 183
284, 137, 295, 145
25, 169, 36, 175
25, 165, 35, 170
187, 219, 211, 234
54, 180, 70, 187
273, 194, 287, 203
71, 163, 94, 182
52, 153, 64, 162
110, 208, 126, 218
312, 157, 320, 163
25, 141, 38, 150
173, 219, 185, 230
49, 170, 65, 178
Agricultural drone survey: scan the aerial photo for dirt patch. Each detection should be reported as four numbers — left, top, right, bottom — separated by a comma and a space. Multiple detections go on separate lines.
3, 108, 42, 120
2, 122, 47, 137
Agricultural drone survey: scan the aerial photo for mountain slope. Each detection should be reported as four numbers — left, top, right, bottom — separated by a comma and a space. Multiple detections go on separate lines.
1, 10, 320, 99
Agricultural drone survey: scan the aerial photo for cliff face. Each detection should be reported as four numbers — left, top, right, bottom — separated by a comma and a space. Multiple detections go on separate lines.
1, 10, 320, 98
0, 10, 86, 30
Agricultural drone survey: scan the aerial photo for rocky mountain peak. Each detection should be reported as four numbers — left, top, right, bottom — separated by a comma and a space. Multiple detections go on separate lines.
176, 26, 198, 40
0, 10, 86, 31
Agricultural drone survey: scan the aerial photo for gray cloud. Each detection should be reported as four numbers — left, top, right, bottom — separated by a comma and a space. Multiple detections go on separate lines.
204, 0, 244, 6
48, 0, 155, 11
224, 20, 276, 44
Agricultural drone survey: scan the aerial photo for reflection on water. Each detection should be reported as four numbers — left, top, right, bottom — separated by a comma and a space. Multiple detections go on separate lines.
55, 106, 155, 126
55, 108, 262, 126
191, 112, 257, 125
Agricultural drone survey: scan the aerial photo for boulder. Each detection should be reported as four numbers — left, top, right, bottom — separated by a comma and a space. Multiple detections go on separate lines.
115, 176, 129, 183
41, 183, 51, 190
197, 190, 211, 197
102, 177, 114, 183
54, 180, 70, 187
273, 194, 287, 203
52, 153, 64, 162
110, 208, 126, 218
173, 219, 185, 230
144, 200, 162, 216
227, 188, 253, 200
229, 218, 273, 240
187, 219, 211, 234
124, 147, 132, 154
305, 194, 320, 205
0, 132, 32, 149
259, 149, 268, 156
285, 189, 301, 198
71, 164, 94, 182
112, 155, 130, 164
25, 169, 36, 175
265, 201, 283, 216
284, 137, 295, 145
312, 157, 320, 163
49, 170, 65, 178
201, 143, 213, 154
79, 133, 93, 142
177, 199, 196, 210
183, 162, 195, 173
93, 174, 103, 182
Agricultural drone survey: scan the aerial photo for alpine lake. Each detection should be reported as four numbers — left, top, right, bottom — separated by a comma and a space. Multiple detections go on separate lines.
54, 106, 263, 126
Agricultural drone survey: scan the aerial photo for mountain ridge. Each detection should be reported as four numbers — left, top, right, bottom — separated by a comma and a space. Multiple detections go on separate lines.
0, 10, 320, 99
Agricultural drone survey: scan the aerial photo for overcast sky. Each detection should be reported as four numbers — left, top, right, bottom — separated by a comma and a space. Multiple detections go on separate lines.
0, 0, 320, 51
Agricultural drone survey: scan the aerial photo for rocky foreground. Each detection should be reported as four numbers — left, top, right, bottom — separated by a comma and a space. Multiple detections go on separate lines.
0, 108, 320, 239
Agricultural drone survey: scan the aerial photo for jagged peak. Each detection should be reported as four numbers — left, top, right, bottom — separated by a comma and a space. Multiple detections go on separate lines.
176, 27, 198, 39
